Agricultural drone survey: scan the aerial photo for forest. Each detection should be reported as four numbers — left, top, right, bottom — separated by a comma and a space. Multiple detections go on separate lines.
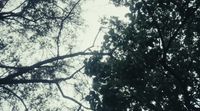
0, 0, 200, 111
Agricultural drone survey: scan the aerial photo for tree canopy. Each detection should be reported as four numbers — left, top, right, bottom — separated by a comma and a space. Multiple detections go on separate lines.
85, 0, 200, 111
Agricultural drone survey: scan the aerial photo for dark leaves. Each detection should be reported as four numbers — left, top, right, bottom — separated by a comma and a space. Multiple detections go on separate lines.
85, 0, 200, 110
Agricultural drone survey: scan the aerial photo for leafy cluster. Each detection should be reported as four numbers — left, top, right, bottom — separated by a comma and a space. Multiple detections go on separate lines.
85, 0, 200, 111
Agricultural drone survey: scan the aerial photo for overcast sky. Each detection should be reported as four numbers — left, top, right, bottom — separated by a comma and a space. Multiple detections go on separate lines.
77, 0, 129, 51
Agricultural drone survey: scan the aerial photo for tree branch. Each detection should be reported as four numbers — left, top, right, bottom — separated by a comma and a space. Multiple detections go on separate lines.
0, 86, 28, 111
0, 65, 85, 85
9, 0, 26, 12
0, 0, 9, 12
56, 0, 82, 57
1, 52, 109, 80
56, 83, 91, 110
0, 63, 29, 69
83, 27, 103, 52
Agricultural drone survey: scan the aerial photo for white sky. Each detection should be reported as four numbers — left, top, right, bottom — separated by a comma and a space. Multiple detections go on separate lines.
77, 0, 129, 51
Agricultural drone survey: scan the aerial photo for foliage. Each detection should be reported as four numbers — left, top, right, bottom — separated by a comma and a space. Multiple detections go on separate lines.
85, 0, 200, 110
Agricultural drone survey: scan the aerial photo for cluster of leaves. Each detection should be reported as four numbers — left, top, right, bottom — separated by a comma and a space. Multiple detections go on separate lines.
85, 0, 200, 110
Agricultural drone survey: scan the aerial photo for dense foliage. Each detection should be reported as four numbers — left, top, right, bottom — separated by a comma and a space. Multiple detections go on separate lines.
85, 0, 200, 110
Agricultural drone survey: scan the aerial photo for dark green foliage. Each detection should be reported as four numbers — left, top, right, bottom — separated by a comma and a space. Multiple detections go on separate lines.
85, 0, 200, 110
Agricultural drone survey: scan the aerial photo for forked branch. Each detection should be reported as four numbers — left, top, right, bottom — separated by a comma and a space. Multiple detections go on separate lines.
56, 83, 91, 110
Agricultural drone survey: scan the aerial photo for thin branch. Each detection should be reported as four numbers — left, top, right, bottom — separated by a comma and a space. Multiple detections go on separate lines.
0, 86, 28, 111
77, 105, 82, 111
54, 3, 65, 13
62, 65, 85, 80
0, 63, 29, 69
84, 27, 103, 52
56, 83, 91, 110
56, 0, 81, 57
9, 0, 26, 12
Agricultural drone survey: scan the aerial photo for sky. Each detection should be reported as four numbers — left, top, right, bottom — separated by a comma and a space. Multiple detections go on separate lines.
77, 0, 129, 51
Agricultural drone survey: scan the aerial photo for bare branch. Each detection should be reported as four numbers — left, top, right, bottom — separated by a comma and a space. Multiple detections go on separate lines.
84, 27, 103, 52
56, 83, 91, 110
0, 86, 28, 111
0, 63, 29, 69
77, 105, 82, 111
61, 65, 85, 81
9, 0, 26, 12
56, 0, 82, 57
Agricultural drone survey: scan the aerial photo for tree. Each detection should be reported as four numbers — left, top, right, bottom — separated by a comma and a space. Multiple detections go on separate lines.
0, 0, 108, 110
85, 0, 200, 110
